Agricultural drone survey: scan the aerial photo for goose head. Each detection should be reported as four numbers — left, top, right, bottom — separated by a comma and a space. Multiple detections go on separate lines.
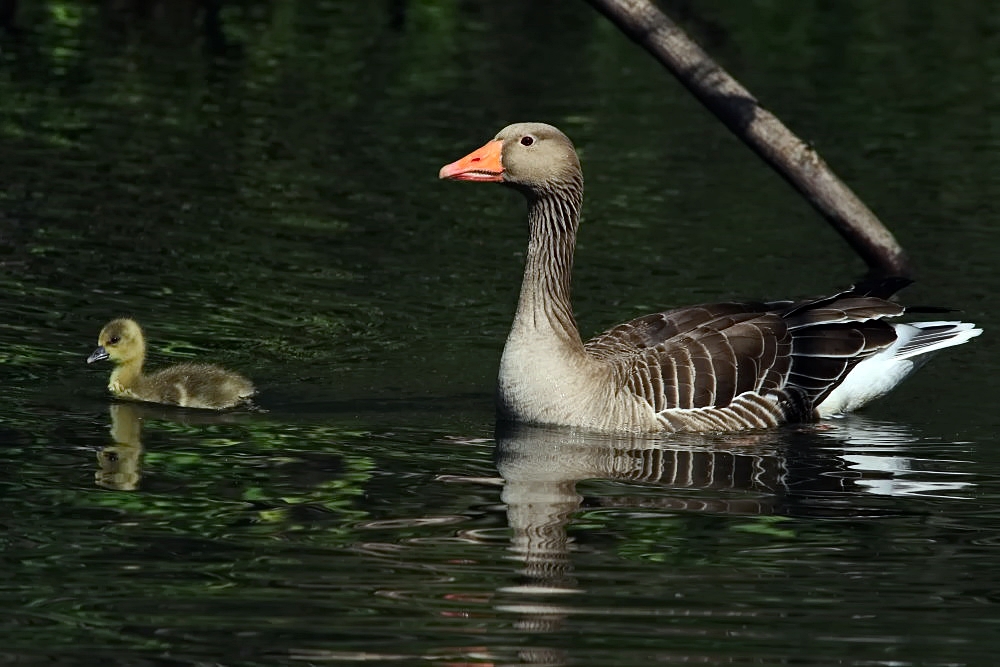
87, 318, 145, 365
439, 122, 582, 197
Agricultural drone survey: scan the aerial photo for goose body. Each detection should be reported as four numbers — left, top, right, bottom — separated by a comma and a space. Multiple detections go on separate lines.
440, 122, 981, 434
87, 318, 255, 410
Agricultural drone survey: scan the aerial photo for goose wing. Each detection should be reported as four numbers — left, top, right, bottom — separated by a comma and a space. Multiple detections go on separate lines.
585, 291, 904, 430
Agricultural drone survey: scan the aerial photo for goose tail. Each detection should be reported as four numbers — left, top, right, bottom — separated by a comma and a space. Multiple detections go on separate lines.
817, 321, 982, 417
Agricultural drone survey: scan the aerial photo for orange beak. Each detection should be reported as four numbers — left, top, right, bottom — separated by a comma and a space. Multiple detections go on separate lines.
439, 139, 504, 182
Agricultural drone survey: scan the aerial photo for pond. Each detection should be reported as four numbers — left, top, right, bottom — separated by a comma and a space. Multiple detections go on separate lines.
2, 1, 1000, 664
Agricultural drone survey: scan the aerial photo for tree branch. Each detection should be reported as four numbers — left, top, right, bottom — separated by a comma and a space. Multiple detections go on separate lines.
585, 0, 912, 278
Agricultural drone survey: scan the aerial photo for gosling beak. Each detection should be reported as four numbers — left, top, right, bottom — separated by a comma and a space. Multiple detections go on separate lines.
87, 346, 110, 364
439, 139, 504, 182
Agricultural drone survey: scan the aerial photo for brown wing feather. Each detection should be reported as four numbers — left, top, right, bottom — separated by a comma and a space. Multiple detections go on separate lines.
585, 289, 906, 425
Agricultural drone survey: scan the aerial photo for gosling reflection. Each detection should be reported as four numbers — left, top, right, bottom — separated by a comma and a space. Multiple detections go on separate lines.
96, 403, 145, 490
95, 402, 252, 491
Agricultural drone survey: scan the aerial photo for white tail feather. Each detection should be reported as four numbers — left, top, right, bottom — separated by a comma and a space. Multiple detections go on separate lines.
817, 321, 982, 417
892, 321, 982, 359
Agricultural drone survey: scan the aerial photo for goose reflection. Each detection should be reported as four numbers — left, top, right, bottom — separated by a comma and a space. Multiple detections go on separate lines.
811, 416, 975, 498
491, 416, 973, 648
494, 423, 788, 595
491, 422, 793, 656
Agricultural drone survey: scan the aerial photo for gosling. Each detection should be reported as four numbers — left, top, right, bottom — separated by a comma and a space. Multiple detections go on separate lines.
87, 318, 256, 410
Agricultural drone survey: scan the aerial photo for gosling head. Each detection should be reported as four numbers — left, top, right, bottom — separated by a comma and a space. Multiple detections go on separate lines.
439, 122, 582, 197
87, 318, 146, 365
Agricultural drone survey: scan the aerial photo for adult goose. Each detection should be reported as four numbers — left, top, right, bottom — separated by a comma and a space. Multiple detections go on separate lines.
439, 122, 981, 434
87, 318, 256, 410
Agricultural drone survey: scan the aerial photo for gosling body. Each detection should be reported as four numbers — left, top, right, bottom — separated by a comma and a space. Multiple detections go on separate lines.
87, 318, 255, 410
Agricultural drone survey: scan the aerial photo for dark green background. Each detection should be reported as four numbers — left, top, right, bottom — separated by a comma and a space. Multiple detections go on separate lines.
1, 2, 998, 664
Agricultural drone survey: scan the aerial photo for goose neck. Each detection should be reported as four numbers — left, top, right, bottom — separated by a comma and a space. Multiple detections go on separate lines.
515, 187, 584, 345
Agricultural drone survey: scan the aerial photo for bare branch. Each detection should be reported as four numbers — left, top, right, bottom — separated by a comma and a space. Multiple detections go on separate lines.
585, 0, 912, 278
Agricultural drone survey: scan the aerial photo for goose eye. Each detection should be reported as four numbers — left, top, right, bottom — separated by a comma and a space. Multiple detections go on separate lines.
520, 136, 535, 147
108, 336, 121, 345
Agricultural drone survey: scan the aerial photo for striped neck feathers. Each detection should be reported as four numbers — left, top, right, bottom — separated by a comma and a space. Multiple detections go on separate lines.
516, 177, 584, 345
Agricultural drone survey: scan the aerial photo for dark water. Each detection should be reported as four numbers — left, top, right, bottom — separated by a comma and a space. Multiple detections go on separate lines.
2, 1, 1000, 664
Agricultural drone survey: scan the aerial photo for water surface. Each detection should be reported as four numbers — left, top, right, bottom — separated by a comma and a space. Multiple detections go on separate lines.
2, 2, 1000, 665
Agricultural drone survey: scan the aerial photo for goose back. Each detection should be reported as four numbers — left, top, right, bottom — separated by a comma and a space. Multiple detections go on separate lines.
585, 286, 904, 432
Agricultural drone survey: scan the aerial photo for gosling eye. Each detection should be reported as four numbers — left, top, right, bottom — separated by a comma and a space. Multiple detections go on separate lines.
520, 135, 535, 147
108, 336, 121, 345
